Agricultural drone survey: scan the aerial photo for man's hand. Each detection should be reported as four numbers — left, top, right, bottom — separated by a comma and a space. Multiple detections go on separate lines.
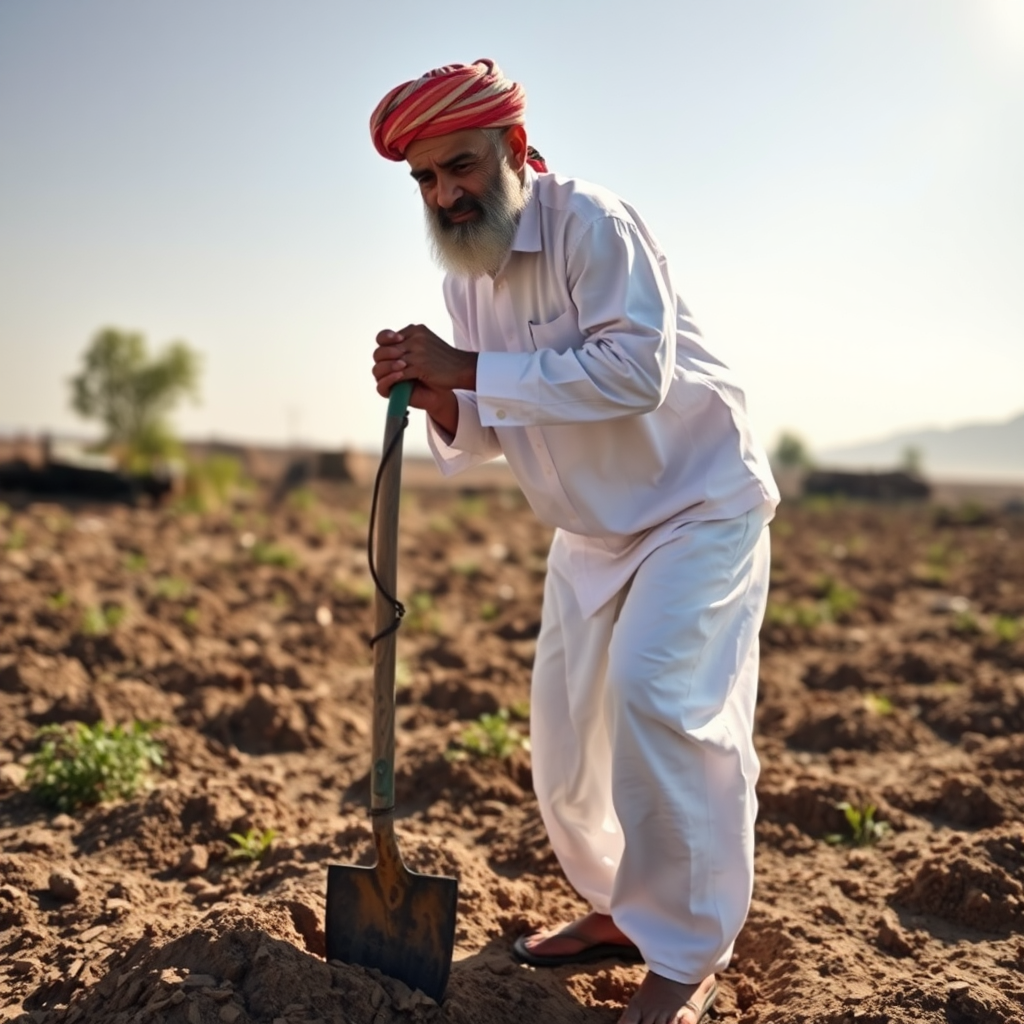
372, 325, 475, 437
372, 325, 477, 396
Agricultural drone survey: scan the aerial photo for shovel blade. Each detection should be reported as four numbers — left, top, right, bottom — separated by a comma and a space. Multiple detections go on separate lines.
326, 838, 458, 1002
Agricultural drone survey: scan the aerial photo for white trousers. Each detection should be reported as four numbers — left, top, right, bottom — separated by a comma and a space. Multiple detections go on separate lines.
530, 505, 772, 984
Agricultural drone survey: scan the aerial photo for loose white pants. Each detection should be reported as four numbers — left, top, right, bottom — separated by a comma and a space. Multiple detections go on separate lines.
530, 505, 772, 984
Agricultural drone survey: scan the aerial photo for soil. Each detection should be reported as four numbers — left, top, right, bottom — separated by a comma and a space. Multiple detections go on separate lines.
1, 483, 1023, 1024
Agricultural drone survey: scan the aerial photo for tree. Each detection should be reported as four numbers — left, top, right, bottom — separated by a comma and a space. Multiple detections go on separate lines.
900, 445, 924, 476
772, 431, 814, 470
70, 328, 201, 463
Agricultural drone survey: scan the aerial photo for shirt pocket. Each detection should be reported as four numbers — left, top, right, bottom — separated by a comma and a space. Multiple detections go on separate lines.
527, 307, 584, 353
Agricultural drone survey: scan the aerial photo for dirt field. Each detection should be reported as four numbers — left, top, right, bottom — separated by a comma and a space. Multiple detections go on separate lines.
1, 482, 1023, 1024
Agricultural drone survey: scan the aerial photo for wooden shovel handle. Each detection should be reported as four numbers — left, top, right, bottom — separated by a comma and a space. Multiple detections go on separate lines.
370, 382, 412, 812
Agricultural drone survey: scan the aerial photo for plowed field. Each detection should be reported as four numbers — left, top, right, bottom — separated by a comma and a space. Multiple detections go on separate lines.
2, 487, 1022, 1024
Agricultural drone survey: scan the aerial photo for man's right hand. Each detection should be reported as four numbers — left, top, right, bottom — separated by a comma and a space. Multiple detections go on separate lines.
372, 328, 461, 436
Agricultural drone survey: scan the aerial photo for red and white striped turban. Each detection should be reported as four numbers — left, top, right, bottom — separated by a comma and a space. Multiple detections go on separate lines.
370, 59, 547, 171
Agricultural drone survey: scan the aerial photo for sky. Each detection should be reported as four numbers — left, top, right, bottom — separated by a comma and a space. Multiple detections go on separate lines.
1, 0, 1022, 459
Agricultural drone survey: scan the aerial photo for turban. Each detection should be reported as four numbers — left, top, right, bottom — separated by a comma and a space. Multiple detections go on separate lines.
370, 58, 547, 171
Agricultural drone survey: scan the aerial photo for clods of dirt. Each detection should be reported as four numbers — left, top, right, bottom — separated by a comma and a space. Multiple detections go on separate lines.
1, 491, 1023, 1022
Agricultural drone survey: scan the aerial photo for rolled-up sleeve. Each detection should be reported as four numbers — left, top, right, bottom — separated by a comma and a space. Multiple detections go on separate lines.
475, 215, 676, 426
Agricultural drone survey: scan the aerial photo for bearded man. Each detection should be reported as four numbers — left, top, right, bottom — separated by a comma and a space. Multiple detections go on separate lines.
369, 59, 779, 1024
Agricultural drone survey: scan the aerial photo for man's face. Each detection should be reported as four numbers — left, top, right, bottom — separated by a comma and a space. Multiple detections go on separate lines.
406, 129, 528, 278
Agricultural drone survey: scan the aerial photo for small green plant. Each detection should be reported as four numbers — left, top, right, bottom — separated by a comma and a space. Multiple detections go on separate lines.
993, 615, 1021, 644
863, 693, 893, 716
509, 699, 530, 721
826, 801, 890, 847
47, 590, 71, 611
447, 709, 530, 762
181, 607, 200, 627
153, 575, 190, 600
452, 559, 480, 577
80, 604, 125, 635
428, 514, 454, 534
228, 827, 277, 862
4, 528, 27, 551
251, 541, 299, 568
103, 604, 127, 629
180, 454, 246, 512
404, 591, 440, 634
123, 552, 147, 571
455, 495, 487, 520
479, 600, 500, 621
818, 578, 859, 621
765, 600, 826, 630
26, 720, 163, 812
287, 487, 316, 512
336, 577, 372, 605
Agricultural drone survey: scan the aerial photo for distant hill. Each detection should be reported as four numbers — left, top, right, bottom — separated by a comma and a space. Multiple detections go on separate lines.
817, 411, 1024, 482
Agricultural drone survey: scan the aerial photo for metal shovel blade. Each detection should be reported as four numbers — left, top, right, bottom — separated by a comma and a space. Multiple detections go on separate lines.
326, 824, 458, 1002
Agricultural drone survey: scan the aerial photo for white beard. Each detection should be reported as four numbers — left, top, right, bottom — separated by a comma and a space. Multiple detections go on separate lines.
424, 159, 529, 279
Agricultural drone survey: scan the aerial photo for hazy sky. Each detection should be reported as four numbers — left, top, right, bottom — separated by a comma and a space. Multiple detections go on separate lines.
1, 0, 1022, 458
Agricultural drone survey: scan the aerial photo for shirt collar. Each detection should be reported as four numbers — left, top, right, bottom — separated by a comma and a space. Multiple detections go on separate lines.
510, 164, 541, 253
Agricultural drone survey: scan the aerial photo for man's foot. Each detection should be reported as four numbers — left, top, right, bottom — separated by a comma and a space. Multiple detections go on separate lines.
619, 972, 718, 1024
513, 911, 642, 966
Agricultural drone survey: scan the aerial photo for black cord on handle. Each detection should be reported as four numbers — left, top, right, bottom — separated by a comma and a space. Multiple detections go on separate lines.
366, 411, 408, 647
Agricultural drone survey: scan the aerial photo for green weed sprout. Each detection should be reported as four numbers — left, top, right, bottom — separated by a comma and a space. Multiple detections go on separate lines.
124, 552, 147, 571
80, 604, 126, 635
863, 693, 893, 716
47, 591, 71, 611
826, 801, 890, 847
822, 580, 859, 621
447, 708, 530, 762
288, 487, 316, 512
228, 827, 277, 862
509, 699, 530, 721
153, 576, 190, 600
993, 616, 1021, 644
404, 592, 440, 634
4, 528, 27, 551
764, 600, 826, 629
26, 721, 163, 812
251, 541, 299, 568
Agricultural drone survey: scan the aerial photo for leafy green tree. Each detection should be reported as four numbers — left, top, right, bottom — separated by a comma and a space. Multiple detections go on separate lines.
772, 431, 814, 469
70, 328, 201, 463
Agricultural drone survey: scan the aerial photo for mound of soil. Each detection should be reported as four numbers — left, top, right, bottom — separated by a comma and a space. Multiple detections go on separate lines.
2, 490, 1023, 1023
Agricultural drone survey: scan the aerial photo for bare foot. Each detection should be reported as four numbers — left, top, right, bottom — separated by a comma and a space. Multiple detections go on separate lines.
618, 971, 717, 1024
521, 910, 635, 957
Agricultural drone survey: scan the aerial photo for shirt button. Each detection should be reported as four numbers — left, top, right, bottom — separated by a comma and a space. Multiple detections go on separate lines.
496, 409, 507, 420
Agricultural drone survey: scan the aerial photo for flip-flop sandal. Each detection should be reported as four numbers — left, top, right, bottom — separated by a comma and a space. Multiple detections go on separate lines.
512, 931, 643, 967
681, 979, 718, 1023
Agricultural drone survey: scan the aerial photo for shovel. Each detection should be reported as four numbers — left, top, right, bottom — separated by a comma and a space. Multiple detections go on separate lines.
326, 380, 459, 1002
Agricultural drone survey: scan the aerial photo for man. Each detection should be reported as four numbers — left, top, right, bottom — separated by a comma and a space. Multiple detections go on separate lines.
369, 59, 778, 1024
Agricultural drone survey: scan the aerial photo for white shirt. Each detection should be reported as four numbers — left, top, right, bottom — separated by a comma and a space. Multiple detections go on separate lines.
428, 166, 779, 616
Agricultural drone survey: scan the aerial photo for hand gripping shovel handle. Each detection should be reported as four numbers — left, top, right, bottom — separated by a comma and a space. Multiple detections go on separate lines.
369, 381, 412, 814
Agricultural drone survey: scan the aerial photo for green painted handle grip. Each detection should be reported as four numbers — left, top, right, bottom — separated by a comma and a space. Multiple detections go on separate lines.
387, 380, 413, 418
